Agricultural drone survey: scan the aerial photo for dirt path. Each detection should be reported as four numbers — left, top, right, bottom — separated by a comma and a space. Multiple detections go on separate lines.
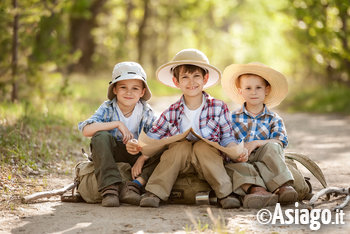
1, 99, 350, 233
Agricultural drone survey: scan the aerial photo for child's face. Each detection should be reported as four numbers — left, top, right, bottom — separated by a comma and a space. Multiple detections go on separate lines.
113, 79, 145, 107
238, 74, 270, 106
172, 69, 209, 98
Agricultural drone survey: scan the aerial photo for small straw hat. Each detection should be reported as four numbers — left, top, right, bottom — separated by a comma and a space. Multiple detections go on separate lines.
221, 63, 288, 108
107, 61, 152, 101
156, 48, 221, 89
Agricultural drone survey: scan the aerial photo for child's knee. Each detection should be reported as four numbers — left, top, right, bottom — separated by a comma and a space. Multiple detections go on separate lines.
91, 131, 112, 145
161, 141, 192, 162
193, 141, 217, 157
263, 142, 283, 153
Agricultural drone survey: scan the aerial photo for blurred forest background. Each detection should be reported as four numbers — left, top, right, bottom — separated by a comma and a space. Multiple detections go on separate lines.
0, 0, 350, 185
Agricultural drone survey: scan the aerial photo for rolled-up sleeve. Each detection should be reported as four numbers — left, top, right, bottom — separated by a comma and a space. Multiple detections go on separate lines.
270, 115, 288, 148
78, 101, 111, 132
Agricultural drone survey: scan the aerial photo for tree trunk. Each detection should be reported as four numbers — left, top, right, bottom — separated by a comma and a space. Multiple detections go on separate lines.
69, 0, 107, 72
137, 0, 150, 64
11, 0, 18, 102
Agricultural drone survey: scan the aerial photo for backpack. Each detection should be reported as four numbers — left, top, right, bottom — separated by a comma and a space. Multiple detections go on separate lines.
73, 151, 327, 204
74, 161, 132, 203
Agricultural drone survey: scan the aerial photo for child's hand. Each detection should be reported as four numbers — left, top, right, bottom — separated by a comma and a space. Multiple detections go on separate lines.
245, 141, 260, 156
131, 155, 149, 179
235, 148, 249, 162
116, 121, 134, 144
126, 139, 142, 155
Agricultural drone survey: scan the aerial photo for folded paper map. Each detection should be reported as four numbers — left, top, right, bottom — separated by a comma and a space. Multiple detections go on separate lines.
137, 128, 243, 160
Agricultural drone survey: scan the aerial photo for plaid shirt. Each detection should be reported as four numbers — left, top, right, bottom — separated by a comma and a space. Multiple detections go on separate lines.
147, 92, 239, 147
231, 104, 288, 148
78, 98, 156, 141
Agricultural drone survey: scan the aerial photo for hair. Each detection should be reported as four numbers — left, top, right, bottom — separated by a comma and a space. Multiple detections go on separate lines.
236, 73, 270, 88
172, 64, 207, 81
113, 79, 145, 89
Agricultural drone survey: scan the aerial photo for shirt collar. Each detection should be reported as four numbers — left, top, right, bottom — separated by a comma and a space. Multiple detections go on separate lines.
236, 103, 274, 118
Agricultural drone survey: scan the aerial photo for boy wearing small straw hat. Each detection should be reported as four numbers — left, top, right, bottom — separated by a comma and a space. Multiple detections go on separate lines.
78, 62, 160, 207
221, 63, 298, 208
127, 49, 247, 208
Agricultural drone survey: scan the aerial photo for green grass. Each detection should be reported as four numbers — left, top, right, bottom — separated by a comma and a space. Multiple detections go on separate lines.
284, 83, 350, 114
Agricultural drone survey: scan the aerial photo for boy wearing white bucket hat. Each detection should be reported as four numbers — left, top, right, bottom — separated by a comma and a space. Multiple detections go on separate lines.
127, 49, 247, 209
78, 61, 160, 207
221, 63, 298, 207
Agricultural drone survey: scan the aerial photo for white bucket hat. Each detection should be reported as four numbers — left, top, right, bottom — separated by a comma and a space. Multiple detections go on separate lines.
156, 48, 221, 89
107, 61, 152, 101
221, 63, 288, 108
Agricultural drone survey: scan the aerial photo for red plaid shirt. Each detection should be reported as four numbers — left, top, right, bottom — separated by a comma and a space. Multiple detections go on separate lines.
147, 92, 238, 146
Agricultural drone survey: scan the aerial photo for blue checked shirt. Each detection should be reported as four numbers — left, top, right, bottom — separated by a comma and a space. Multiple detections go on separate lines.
78, 98, 156, 141
231, 104, 288, 148
147, 92, 239, 147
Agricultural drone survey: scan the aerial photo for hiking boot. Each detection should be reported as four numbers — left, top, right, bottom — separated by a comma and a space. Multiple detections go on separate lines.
277, 185, 298, 204
101, 184, 120, 207
218, 194, 241, 209
140, 192, 160, 208
119, 181, 142, 206
243, 186, 278, 209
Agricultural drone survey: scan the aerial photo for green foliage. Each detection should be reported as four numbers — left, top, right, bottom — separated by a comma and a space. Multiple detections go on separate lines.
284, 0, 350, 84
285, 84, 350, 113
1, 0, 350, 113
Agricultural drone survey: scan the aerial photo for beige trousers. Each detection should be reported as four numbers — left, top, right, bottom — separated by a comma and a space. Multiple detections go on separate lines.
145, 140, 232, 200
225, 142, 294, 196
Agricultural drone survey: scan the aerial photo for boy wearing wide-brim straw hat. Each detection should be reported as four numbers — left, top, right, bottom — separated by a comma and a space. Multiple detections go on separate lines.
78, 62, 160, 207
126, 48, 247, 208
221, 63, 298, 208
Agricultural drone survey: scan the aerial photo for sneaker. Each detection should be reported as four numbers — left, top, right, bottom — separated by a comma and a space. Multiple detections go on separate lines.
119, 181, 142, 206
140, 192, 160, 208
243, 186, 278, 209
101, 184, 120, 207
277, 185, 298, 204
218, 194, 241, 209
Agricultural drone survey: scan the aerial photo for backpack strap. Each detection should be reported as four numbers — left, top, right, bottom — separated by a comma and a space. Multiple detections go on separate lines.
285, 151, 327, 188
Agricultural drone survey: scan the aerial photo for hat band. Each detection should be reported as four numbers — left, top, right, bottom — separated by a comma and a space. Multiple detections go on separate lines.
109, 72, 146, 84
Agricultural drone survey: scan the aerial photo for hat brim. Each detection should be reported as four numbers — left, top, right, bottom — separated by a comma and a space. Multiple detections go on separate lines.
221, 64, 288, 108
107, 75, 152, 101
156, 60, 221, 89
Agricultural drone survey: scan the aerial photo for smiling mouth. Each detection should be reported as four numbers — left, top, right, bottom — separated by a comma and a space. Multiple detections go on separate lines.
187, 86, 198, 90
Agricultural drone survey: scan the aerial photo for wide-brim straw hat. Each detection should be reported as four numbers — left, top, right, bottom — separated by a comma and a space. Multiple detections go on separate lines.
156, 48, 221, 89
221, 63, 288, 108
107, 61, 152, 101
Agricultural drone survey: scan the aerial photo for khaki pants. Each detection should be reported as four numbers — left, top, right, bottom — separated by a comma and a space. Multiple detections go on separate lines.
225, 142, 294, 196
145, 140, 232, 200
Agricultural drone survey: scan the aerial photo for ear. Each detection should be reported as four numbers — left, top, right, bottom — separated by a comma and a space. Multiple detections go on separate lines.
238, 88, 243, 95
112, 85, 117, 95
172, 77, 180, 88
203, 73, 209, 85
140, 87, 146, 97
265, 85, 271, 96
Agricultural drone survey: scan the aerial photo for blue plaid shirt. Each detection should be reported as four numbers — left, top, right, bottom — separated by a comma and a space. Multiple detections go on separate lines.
147, 92, 239, 147
78, 98, 156, 141
231, 104, 288, 148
